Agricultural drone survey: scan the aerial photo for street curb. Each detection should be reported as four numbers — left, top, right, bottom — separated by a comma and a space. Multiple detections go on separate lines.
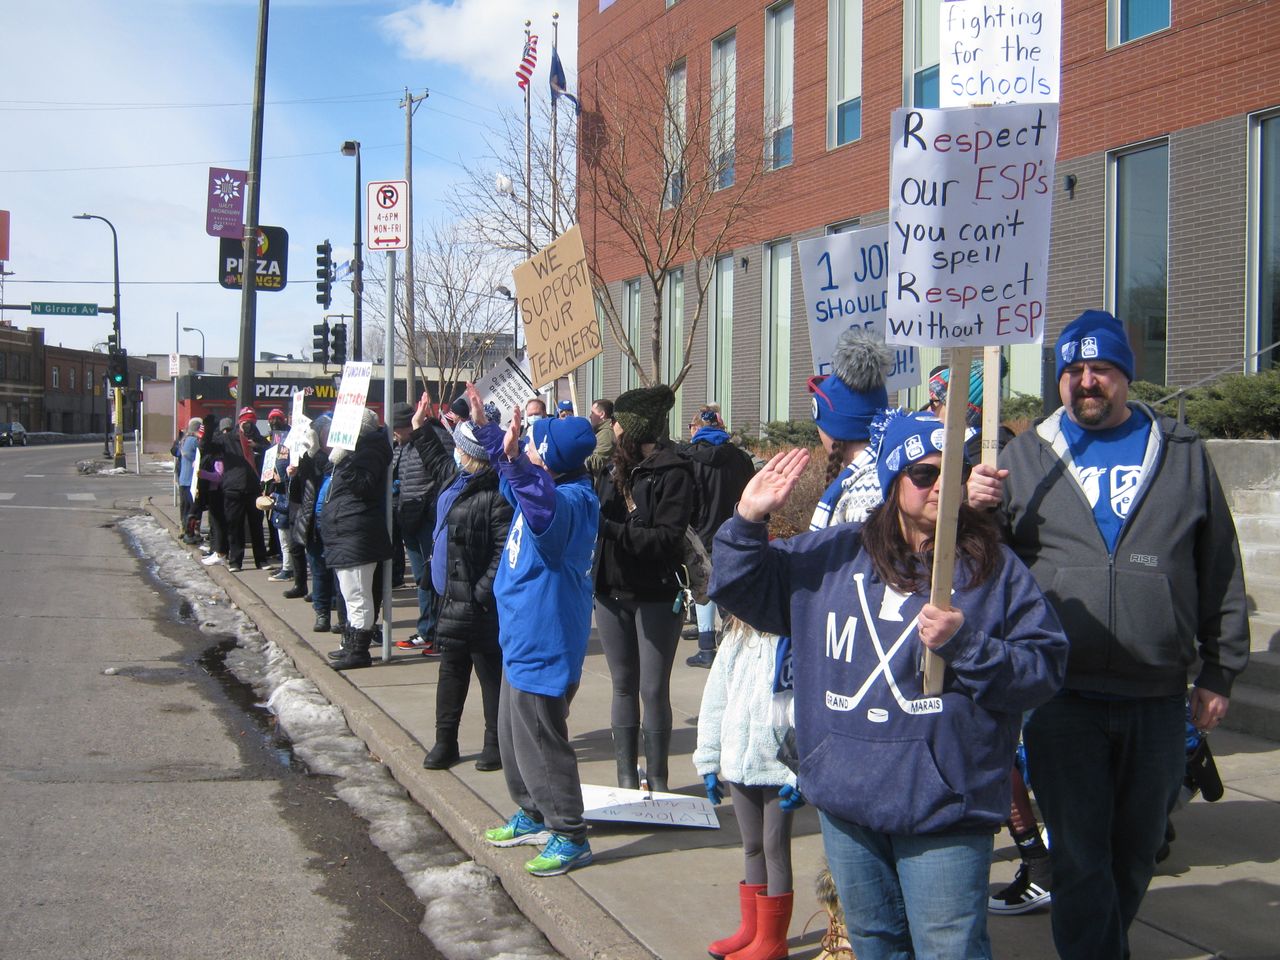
143, 500, 654, 960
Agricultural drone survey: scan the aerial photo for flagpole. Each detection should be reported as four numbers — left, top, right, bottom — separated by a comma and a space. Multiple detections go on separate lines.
551, 12, 559, 238
525, 19, 534, 265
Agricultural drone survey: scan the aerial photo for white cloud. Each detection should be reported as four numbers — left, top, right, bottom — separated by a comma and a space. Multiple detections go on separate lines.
381, 0, 577, 90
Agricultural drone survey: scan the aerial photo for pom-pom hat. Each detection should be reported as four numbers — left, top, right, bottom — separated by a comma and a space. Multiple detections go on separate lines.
809, 328, 892, 442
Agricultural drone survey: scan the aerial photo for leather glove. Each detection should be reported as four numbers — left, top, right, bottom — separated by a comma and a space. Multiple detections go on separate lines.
703, 772, 723, 805
778, 783, 805, 811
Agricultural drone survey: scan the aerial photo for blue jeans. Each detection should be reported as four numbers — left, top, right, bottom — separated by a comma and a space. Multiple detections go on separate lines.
820, 810, 993, 960
402, 521, 439, 641
1024, 692, 1184, 960
307, 537, 337, 618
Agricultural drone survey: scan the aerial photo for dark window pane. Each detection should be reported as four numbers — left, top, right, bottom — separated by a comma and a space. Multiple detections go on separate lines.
1261, 115, 1280, 370
837, 98, 862, 145
1121, 0, 1169, 43
772, 125, 793, 168
1115, 144, 1169, 382
914, 65, 939, 108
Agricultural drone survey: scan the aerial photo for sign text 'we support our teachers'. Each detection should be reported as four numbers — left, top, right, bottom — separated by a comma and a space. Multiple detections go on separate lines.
886, 102, 1058, 349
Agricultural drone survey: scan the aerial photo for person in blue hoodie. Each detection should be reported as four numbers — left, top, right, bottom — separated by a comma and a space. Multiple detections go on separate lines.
710, 412, 1068, 960
464, 385, 601, 879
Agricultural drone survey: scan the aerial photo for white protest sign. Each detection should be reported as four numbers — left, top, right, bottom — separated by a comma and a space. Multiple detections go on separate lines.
886, 102, 1057, 349
580, 783, 719, 828
938, 0, 1060, 107
512, 225, 603, 388
190, 448, 201, 493
259, 444, 279, 483
290, 389, 306, 424
327, 361, 373, 451
798, 225, 920, 394
473, 353, 537, 426
282, 390, 313, 453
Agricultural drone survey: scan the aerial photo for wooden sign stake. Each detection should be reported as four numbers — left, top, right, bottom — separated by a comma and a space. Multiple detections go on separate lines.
981, 345, 1003, 468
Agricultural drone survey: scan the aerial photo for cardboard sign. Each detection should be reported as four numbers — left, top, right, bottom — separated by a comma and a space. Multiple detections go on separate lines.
259, 444, 279, 483
327, 362, 373, 451
798, 225, 921, 394
512, 225, 603, 388
473, 354, 537, 426
580, 783, 719, 828
938, 0, 1061, 107
886, 102, 1058, 349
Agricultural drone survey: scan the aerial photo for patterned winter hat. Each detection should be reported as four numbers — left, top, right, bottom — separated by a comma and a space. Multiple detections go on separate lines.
613, 385, 676, 443
808, 328, 893, 442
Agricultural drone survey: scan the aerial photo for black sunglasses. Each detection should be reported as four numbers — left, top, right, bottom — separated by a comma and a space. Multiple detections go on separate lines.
902, 460, 972, 489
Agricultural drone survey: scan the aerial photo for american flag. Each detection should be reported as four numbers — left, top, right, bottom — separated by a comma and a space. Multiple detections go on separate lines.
516, 35, 539, 90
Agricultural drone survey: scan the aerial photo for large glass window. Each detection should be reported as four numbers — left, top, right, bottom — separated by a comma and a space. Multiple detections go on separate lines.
827, 218, 862, 235
764, 240, 793, 421
1257, 112, 1280, 370
1110, 0, 1170, 46
665, 269, 685, 433
664, 60, 687, 208
1112, 142, 1169, 383
622, 279, 642, 391
709, 255, 735, 424
711, 32, 737, 190
905, 0, 940, 108
765, 2, 795, 170
828, 0, 863, 147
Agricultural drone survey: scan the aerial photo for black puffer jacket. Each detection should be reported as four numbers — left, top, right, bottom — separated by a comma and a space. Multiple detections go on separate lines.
204, 429, 255, 494
676, 438, 757, 552
291, 449, 329, 550
318, 430, 393, 569
394, 419, 454, 536
594, 440, 695, 602
414, 421, 514, 653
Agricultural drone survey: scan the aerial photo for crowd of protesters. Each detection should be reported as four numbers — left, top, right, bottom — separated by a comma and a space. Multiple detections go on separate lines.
174, 306, 1247, 960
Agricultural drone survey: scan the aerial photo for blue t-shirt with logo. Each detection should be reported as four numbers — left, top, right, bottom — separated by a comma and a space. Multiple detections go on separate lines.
1060, 408, 1150, 552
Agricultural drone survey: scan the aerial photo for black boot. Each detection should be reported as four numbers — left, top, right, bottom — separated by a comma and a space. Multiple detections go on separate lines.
643, 727, 671, 793
613, 725, 640, 789
475, 727, 502, 772
312, 612, 331, 633
331, 626, 373, 671
423, 736, 460, 769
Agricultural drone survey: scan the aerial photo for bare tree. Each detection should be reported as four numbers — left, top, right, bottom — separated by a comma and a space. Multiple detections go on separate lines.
363, 219, 512, 405
579, 24, 767, 389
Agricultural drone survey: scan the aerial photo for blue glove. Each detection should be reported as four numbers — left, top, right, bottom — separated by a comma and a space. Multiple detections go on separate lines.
703, 773, 723, 805
778, 783, 805, 811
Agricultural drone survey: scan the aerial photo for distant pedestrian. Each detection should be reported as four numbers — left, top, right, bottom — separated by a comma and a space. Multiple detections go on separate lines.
585, 398, 615, 479
178, 417, 201, 542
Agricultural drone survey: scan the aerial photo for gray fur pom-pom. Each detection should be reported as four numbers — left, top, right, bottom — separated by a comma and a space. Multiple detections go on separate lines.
832, 327, 893, 392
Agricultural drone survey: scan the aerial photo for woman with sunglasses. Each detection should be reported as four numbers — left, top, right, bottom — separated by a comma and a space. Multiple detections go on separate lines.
709, 411, 1068, 960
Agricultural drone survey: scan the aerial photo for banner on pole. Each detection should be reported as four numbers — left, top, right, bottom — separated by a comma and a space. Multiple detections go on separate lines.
798, 225, 921, 394
886, 103, 1058, 349
512, 224, 602, 389
328, 362, 373, 451
938, 0, 1061, 108
473, 354, 537, 426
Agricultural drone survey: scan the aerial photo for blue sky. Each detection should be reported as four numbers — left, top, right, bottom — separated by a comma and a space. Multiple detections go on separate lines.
1, 0, 575, 362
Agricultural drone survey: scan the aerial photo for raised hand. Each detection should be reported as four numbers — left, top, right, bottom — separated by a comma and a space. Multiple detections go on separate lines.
503, 405, 523, 461
736, 448, 811, 523
412, 391, 432, 430
465, 383, 487, 426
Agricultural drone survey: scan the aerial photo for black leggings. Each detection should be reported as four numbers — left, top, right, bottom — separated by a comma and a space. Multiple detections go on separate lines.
435, 646, 503, 742
729, 782, 794, 895
594, 595, 683, 731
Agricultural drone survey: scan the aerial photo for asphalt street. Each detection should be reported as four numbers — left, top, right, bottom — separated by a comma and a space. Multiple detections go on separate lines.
0, 443, 439, 960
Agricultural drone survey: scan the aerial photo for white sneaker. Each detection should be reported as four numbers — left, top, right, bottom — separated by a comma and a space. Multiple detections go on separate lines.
201, 553, 225, 566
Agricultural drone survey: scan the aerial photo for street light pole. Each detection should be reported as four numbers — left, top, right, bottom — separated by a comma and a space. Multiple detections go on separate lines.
341, 140, 363, 362
73, 213, 125, 468
182, 326, 206, 372
495, 285, 518, 356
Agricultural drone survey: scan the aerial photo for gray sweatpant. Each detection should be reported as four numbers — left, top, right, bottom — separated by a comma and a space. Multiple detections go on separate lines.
498, 675, 586, 844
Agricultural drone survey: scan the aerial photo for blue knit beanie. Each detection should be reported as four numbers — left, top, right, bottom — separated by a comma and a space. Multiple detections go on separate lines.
808, 328, 893, 442
531, 416, 596, 475
876, 411, 962, 498
1055, 310, 1135, 382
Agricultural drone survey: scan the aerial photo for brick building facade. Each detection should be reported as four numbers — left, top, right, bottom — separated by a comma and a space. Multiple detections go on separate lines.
576, 0, 1280, 432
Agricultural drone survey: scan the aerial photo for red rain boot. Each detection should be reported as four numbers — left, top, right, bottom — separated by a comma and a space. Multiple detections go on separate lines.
727, 890, 794, 960
708, 882, 767, 959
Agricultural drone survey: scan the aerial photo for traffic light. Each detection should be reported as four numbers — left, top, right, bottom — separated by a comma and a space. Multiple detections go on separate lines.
316, 240, 333, 310
330, 323, 347, 366
108, 349, 128, 387
312, 320, 330, 365
106, 331, 119, 354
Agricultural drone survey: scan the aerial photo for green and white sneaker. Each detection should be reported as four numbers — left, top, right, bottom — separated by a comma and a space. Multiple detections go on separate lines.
485, 810, 551, 848
524, 834, 593, 877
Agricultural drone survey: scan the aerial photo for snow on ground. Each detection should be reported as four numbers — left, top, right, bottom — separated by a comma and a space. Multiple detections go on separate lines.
119, 515, 559, 960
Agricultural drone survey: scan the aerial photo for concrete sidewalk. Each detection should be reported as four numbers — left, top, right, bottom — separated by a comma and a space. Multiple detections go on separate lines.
147, 498, 1280, 960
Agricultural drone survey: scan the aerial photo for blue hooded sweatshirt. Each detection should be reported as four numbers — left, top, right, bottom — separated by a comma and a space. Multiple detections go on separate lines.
710, 513, 1068, 836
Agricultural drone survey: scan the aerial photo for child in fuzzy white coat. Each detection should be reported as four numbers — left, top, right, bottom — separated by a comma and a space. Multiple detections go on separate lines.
694, 617, 799, 960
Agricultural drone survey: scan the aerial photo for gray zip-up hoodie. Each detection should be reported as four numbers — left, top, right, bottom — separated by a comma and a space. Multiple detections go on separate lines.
998, 403, 1249, 698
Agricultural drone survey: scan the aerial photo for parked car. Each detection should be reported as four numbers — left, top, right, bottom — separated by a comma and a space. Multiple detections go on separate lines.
0, 422, 28, 446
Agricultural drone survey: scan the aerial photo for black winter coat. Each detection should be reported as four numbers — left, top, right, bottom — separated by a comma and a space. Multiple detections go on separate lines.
414, 421, 514, 654
318, 430, 393, 569
291, 450, 329, 550
594, 440, 695, 602
204, 429, 256, 494
394, 419, 454, 535
676, 438, 757, 552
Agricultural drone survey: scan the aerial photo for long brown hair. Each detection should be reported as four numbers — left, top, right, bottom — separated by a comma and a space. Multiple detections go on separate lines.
860, 478, 1002, 593
610, 430, 646, 498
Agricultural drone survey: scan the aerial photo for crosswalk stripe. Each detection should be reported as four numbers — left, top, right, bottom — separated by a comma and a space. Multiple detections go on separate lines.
66, 493, 97, 501
0, 493, 14, 501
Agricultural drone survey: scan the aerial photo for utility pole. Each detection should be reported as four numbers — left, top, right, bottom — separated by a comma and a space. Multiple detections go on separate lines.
237, 0, 270, 413
401, 87, 428, 404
